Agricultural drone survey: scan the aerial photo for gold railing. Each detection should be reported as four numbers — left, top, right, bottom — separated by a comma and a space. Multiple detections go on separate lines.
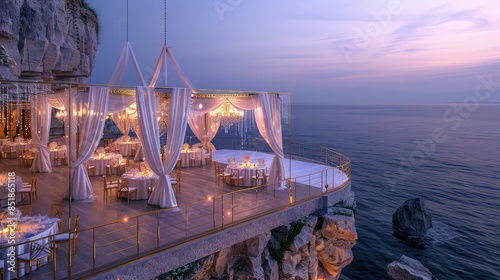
0, 142, 350, 279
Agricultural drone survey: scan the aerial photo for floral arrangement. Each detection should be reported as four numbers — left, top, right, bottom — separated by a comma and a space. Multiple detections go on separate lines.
242, 154, 250, 163
182, 143, 190, 151
48, 142, 58, 149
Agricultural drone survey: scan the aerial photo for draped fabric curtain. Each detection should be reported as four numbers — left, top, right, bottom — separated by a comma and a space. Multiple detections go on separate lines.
142, 87, 191, 208
110, 110, 130, 136
253, 94, 286, 188
108, 95, 136, 136
46, 90, 68, 110
187, 114, 220, 150
64, 87, 109, 200
29, 94, 52, 173
108, 42, 146, 86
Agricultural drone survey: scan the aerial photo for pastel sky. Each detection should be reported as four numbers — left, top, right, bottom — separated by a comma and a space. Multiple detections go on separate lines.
87, 0, 500, 105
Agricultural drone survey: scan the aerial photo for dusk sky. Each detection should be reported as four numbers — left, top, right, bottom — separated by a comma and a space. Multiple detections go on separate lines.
87, 0, 500, 105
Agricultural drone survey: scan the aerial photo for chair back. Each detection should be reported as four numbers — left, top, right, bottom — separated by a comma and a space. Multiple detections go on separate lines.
29, 236, 54, 261
230, 168, 240, 178
0, 187, 9, 200
195, 151, 202, 160
18, 204, 32, 216
50, 204, 64, 219
256, 168, 265, 179
119, 179, 129, 192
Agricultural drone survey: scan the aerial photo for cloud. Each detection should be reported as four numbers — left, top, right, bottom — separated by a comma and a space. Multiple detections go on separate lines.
401, 48, 427, 53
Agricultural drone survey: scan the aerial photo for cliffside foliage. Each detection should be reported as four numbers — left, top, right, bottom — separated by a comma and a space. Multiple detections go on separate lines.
166, 261, 200, 280
0, 44, 16, 67
268, 219, 307, 263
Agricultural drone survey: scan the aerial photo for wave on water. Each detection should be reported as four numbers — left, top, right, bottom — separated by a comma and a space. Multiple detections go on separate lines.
426, 221, 462, 245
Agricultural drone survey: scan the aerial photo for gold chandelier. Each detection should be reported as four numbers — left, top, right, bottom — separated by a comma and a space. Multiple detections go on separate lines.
157, 99, 168, 131
209, 98, 244, 133
55, 109, 67, 123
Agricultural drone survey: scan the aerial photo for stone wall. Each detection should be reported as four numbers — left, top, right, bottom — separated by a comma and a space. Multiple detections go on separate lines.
159, 202, 357, 280
0, 0, 98, 81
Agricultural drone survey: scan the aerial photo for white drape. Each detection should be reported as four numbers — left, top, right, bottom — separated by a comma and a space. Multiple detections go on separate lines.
253, 94, 286, 188
110, 110, 130, 136
30, 94, 52, 173
46, 90, 67, 110
187, 114, 220, 150
108, 94, 136, 113
108, 42, 146, 86
64, 87, 109, 200
142, 87, 191, 208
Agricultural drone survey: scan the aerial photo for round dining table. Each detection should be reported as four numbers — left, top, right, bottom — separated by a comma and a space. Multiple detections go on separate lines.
115, 142, 140, 157
120, 171, 159, 200
226, 163, 266, 187
179, 150, 204, 167
1, 215, 60, 279
86, 153, 122, 176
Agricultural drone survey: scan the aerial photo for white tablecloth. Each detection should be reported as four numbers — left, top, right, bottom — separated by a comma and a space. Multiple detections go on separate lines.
179, 150, 205, 167
49, 148, 68, 165
226, 164, 266, 187
121, 172, 159, 200
1, 216, 60, 279
115, 142, 140, 157
87, 154, 122, 176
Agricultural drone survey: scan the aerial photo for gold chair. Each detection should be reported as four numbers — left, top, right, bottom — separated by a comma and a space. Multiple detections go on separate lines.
17, 204, 33, 216
171, 172, 181, 194
17, 175, 37, 203
214, 161, 230, 186
148, 179, 159, 198
117, 179, 137, 204
0, 186, 9, 206
106, 158, 120, 176
84, 161, 95, 176
251, 168, 266, 186
103, 175, 119, 203
50, 203, 65, 232
53, 149, 66, 166
16, 236, 56, 279
54, 214, 80, 254
2, 145, 16, 159
229, 169, 244, 187
190, 151, 203, 167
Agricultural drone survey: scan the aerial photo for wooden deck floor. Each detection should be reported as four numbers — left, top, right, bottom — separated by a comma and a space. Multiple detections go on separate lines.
0, 156, 326, 279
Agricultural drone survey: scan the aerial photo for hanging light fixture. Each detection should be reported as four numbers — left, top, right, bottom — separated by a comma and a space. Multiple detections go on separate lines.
126, 103, 138, 131
55, 109, 67, 123
157, 99, 168, 131
209, 98, 244, 133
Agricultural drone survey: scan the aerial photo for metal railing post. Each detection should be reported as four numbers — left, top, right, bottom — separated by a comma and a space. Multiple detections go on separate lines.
213, 197, 216, 229
157, 211, 160, 249
92, 228, 96, 270
185, 205, 189, 237
136, 216, 140, 256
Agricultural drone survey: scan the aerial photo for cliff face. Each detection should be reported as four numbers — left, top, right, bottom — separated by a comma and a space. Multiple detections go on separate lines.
0, 0, 98, 82
159, 202, 357, 280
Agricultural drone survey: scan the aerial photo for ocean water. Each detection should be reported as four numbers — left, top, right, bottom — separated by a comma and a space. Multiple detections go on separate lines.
290, 104, 500, 280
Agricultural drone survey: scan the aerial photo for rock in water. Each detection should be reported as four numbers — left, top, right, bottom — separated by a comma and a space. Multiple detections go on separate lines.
392, 198, 432, 244
387, 255, 432, 280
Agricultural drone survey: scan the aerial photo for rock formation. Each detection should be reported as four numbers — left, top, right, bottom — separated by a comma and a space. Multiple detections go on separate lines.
392, 198, 432, 247
157, 199, 357, 280
0, 0, 98, 81
387, 255, 432, 280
